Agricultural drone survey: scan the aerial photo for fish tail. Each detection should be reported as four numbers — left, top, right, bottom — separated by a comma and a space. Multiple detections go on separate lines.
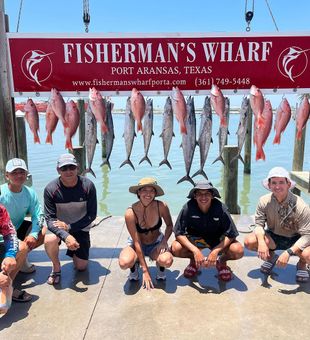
192, 169, 208, 180
180, 123, 187, 135
296, 129, 302, 140
65, 138, 73, 150
120, 159, 135, 170
45, 133, 53, 144
212, 155, 225, 165
34, 133, 41, 144
255, 147, 266, 161
273, 133, 281, 144
137, 121, 143, 133
100, 159, 111, 170
101, 123, 109, 133
220, 116, 227, 127
139, 156, 152, 166
257, 114, 265, 129
159, 159, 172, 170
82, 168, 97, 178
177, 175, 195, 185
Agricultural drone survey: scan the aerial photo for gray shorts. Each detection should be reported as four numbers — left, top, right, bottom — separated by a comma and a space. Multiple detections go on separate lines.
127, 233, 164, 257
266, 229, 300, 250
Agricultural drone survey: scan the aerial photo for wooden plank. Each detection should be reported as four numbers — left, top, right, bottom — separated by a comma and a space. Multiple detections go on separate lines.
290, 171, 310, 193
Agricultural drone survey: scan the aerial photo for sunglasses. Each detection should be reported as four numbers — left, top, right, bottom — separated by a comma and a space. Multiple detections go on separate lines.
59, 165, 77, 171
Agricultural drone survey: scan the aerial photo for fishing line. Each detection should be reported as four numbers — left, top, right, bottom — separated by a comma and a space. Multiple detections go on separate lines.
16, 0, 23, 32
265, 0, 279, 31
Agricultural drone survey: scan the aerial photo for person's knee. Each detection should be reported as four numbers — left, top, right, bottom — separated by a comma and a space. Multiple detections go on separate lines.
74, 257, 88, 271
300, 248, 310, 263
244, 234, 257, 251
44, 234, 58, 246
170, 240, 182, 256
157, 252, 173, 268
118, 256, 134, 270
230, 242, 244, 259
18, 240, 29, 256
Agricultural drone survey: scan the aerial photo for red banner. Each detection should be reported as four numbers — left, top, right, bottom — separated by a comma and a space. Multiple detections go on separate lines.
6, 32, 310, 97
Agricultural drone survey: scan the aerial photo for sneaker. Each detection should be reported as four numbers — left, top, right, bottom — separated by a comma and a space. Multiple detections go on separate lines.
156, 264, 166, 281
128, 262, 139, 281
20, 258, 36, 274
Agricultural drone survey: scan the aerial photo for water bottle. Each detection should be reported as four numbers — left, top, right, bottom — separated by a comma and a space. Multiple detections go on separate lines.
0, 272, 13, 316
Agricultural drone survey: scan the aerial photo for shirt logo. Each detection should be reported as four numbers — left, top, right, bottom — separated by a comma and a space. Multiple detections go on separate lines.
213, 217, 219, 221
191, 215, 200, 219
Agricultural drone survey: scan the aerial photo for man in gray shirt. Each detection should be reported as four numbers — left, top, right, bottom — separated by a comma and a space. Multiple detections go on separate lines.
244, 167, 310, 283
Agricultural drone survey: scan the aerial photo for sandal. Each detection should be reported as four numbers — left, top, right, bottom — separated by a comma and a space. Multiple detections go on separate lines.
183, 263, 198, 278
296, 263, 310, 283
260, 254, 278, 275
12, 289, 32, 302
47, 271, 61, 285
216, 261, 233, 281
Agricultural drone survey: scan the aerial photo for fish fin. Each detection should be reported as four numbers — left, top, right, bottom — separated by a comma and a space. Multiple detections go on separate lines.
137, 122, 143, 132
101, 123, 108, 134
230, 154, 244, 164
211, 137, 213, 143
96, 139, 99, 144
192, 169, 208, 180
159, 159, 172, 170
159, 132, 163, 138
120, 159, 135, 170
177, 175, 195, 185
180, 124, 187, 135
139, 156, 152, 166
296, 129, 302, 140
172, 132, 175, 137
212, 155, 225, 165
100, 159, 111, 170
220, 117, 227, 127
257, 114, 265, 129
45, 133, 53, 145
82, 168, 97, 178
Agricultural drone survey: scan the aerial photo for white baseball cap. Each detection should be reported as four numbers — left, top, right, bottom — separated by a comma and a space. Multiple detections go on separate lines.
5, 158, 28, 173
262, 167, 296, 190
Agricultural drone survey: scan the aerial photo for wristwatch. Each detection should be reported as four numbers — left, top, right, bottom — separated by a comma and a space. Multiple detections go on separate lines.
286, 248, 294, 256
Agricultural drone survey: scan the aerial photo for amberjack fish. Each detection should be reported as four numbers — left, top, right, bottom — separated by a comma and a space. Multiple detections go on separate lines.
296, 96, 310, 140
249, 85, 265, 129
192, 96, 212, 179
101, 100, 115, 170
213, 97, 230, 165
231, 97, 249, 164
177, 96, 196, 185
50, 88, 67, 129
120, 97, 136, 170
88, 87, 108, 133
130, 88, 145, 132
64, 100, 80, 150
24, 98, 40, 144
171, 86, 187, 134
45, 102, 58, 144
255, 99, 273, 161
139, 98, 154, 166
83, 105, 98, 178
273, 97, 291, 144
210, 84, 226, 127
159, 97, 175, 169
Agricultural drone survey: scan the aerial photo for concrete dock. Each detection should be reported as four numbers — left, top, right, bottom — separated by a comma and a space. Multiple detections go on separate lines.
0, 215, 309, 340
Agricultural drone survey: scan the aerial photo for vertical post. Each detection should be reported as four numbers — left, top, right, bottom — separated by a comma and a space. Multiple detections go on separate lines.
223, 145, 240, 214
292, 126, 306, 196
15, 115, 28, 163
0, 7, 17, 169
70, 146, 86, 175
244, 103, 253, 174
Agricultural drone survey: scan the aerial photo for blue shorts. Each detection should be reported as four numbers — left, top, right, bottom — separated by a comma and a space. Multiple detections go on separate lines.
266, 229, 300, 250
127, 233, 164, 257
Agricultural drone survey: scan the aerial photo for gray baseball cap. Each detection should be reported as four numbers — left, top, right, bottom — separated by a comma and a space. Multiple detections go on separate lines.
187, 181, 221, 199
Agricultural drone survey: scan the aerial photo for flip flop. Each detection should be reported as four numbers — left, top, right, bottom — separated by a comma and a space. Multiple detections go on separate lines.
216, 261, 233, 281
260, 254, 278, 275
12, 289, 32, 303
47, 271, 61, 285
183, 263, 198, 278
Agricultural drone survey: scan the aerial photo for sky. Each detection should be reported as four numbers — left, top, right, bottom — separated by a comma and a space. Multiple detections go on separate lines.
3, 0, 310, 109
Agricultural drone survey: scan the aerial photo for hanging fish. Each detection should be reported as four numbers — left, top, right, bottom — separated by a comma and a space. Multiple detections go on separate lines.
45, 102, 59, 144
296, 96, 310, 140
130, 88, 145, 132
139, 98, 154, 166
64, 100, 80, 150
171, 87, 187, 134
50, 88, 67, 129
273, 97, 291, 144
159, 97, 175, 169
88, 87, 108, 133
101, 100, 115, 170
192, 96, 212, 179
24, 98, 40, 144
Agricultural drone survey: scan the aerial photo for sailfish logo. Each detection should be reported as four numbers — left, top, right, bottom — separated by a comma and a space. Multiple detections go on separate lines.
278, 46, 309, 82
21, 50, 54, 86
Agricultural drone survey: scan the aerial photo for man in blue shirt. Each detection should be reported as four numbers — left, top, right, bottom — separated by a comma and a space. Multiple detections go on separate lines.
0, 158, 46, 274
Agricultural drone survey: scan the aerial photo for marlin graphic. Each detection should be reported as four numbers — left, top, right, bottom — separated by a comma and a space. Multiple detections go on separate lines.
282, 47, 310, 82
25, 50, 54, 85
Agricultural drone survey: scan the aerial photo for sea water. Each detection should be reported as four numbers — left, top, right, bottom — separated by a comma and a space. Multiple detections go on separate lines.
8, 107, 310, 217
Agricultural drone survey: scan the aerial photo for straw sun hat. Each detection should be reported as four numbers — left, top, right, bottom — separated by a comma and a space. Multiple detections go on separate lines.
129, 177, 164, 196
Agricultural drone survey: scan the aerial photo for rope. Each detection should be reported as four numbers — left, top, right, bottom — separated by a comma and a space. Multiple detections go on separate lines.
83, 0, 90, 33
265, 0, 279, 31
16, 0, 23, 32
